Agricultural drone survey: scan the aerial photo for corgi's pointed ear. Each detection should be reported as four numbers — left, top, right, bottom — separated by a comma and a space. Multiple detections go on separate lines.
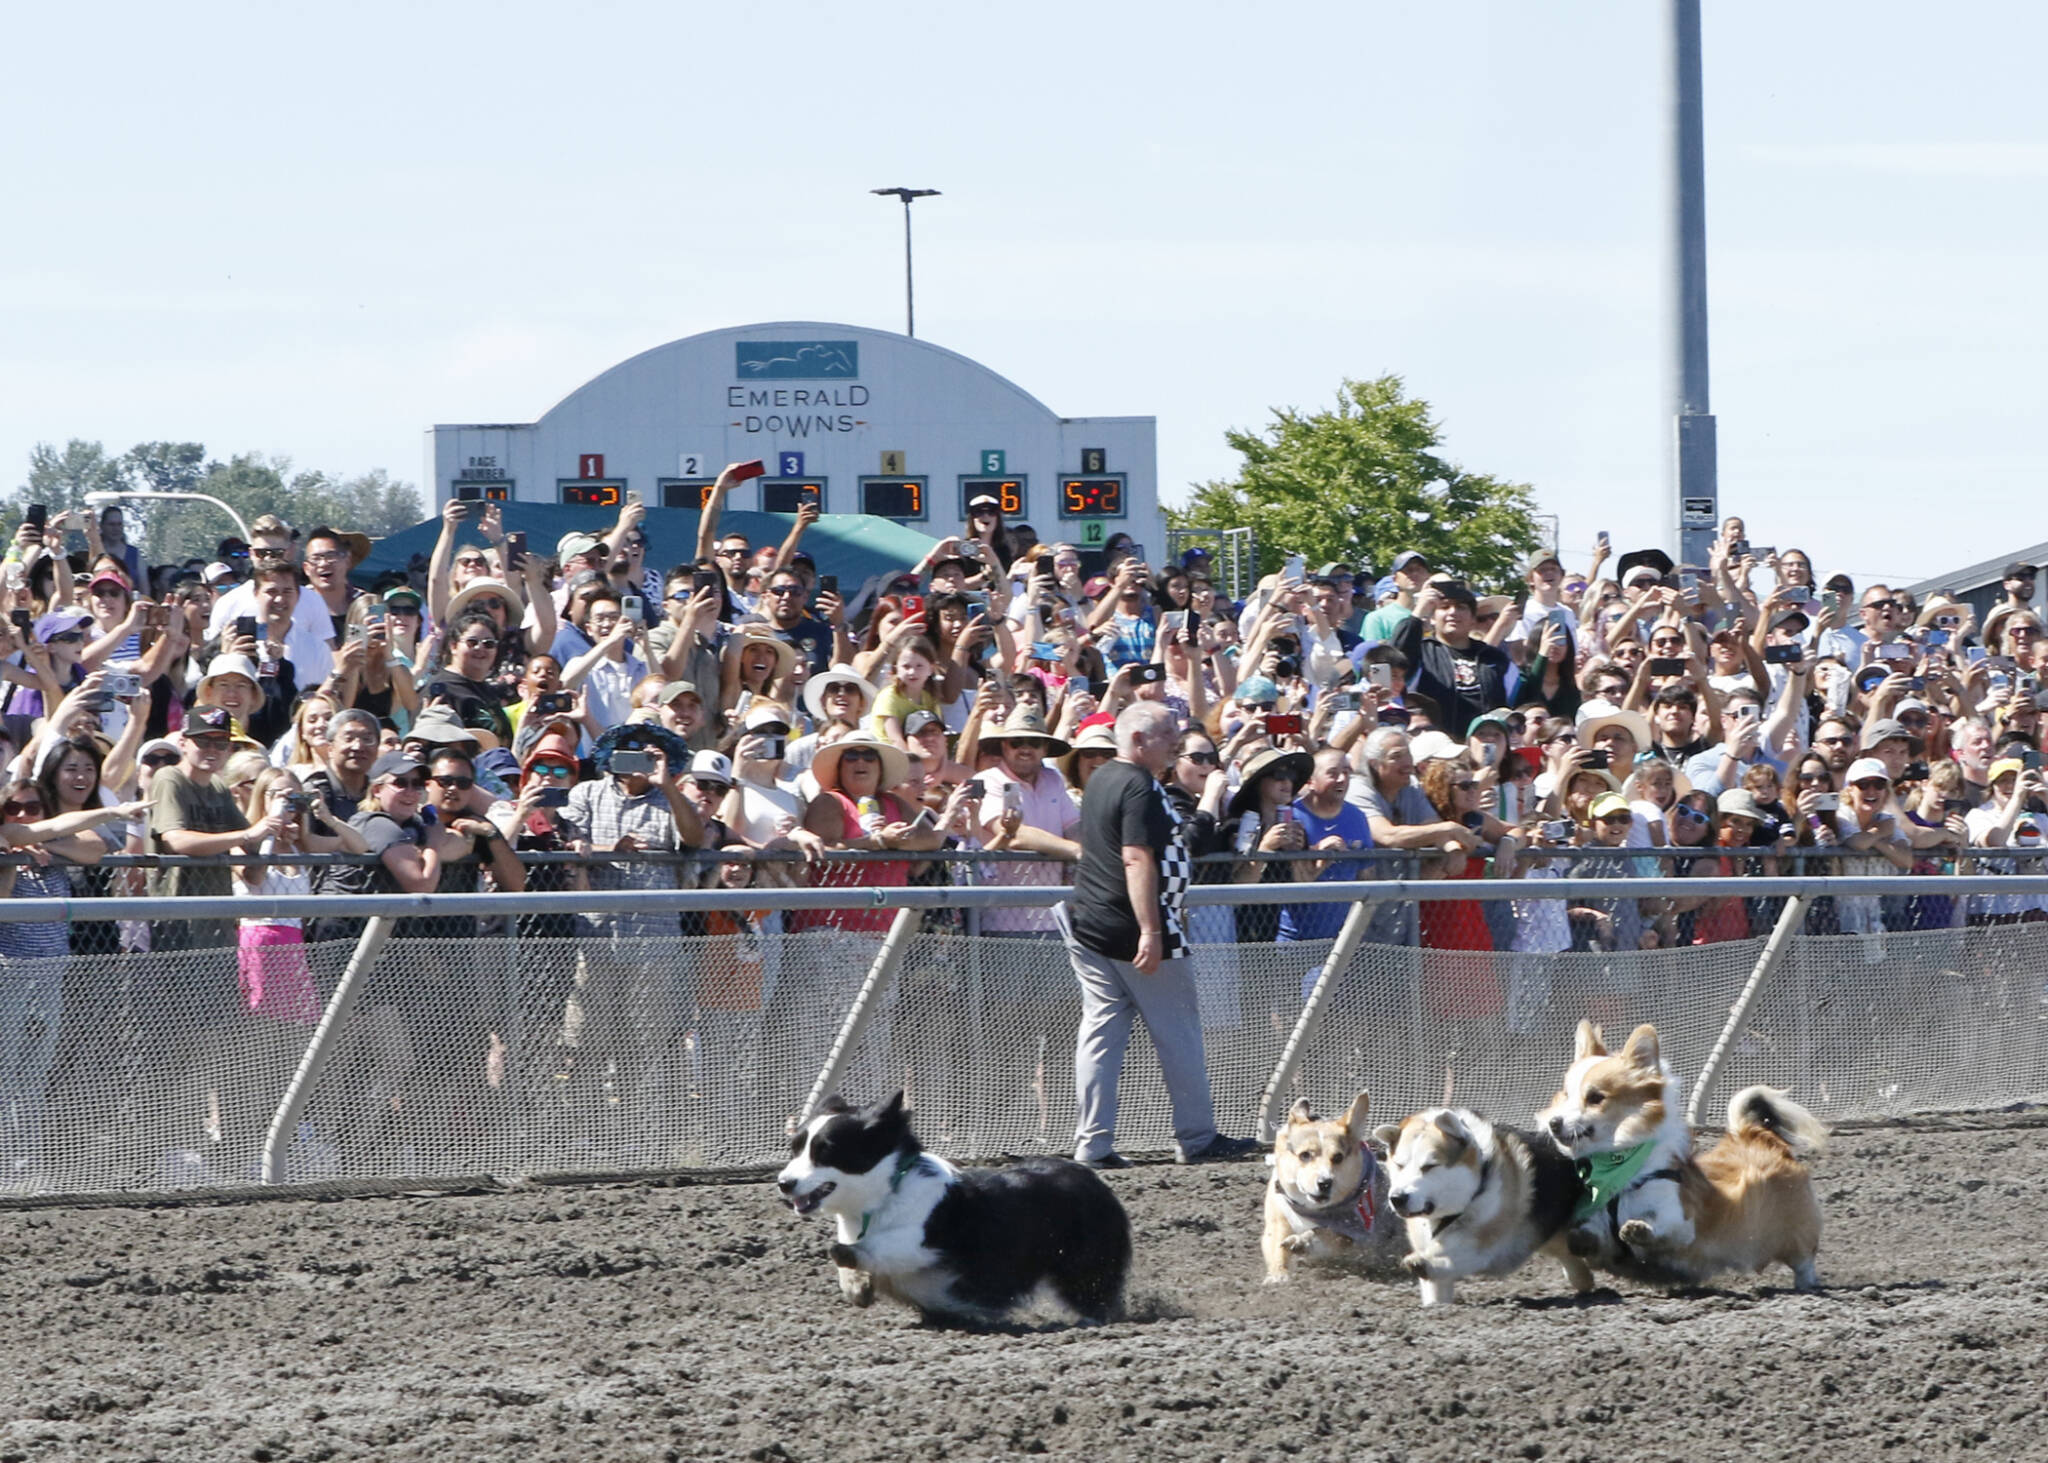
1574, 1020, 1606, 1060
1620, 1024, 1662, 1072
1371, 1123, 1403, 1150
1343, 1091, 1372, 1138
871, 1090, 907, 1121
1287, 1098, 1315, 1127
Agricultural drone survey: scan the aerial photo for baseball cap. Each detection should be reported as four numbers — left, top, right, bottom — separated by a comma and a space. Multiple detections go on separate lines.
1588, 792, 1632, 821
382, 585, 423, 610
1844, 757, 1892, 786
1989, 757, 2027, 784
1372, 575, 1401, 603
202, 561, 238, 585
183, 705, 233, 738
1861, 718, 1911, 749
904, 709, 945, 736
2006, 561, 2038, 579
1315, 561, 1353, 578
370, 751, 426, 783
742, 703, 792, 732
88, 569, 131, 593
1769, 607, 1811, 633
1234, 675, 1280, 706
137, 737, 182, 765
1390, 550, 1430, 573
656, 680, 701, 704
966, 493, 1001, 512
688, 750, 734, 787
556, 532, 606, 561
1524, 549, 1563, 575
1433, 580, 1479, 610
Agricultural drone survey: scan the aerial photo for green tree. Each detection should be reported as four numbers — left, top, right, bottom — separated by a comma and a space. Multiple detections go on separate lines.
1166, 375, 1545, 592
7, 441, 423, 569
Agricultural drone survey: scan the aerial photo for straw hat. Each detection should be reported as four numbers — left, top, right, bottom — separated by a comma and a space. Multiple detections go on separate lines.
721, 627, 797, 681
803, 664, 878, 723
446, 578, 516, 623
984, 703, 1070, 755
810, 731, 909, 792
1058, 721, 1120, 783
1229, 745, 1315, 817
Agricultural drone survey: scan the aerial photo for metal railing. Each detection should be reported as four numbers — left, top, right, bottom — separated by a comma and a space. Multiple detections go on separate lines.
0, 874, 2041, 1204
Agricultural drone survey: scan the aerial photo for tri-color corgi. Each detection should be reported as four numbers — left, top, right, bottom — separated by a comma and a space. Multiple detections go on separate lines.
1374, 1107, 1595, 1306
1538, 1021, 1827, 1290
1262, 1093, 1403, 1282
778, 1092, 1132, 1324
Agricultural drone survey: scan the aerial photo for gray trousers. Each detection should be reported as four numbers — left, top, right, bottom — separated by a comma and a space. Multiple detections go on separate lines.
1059, 909, 1217, 1162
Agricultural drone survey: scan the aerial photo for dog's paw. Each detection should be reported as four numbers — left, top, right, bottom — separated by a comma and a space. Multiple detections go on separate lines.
1400, 1253, 1430, 1278
836, 1266, 874, 1306
828, 1242, 861, 1270
1617, 1219, 1657, 1248
1262, 1269, 1291, 1286
1280, 1232, 1316, 1255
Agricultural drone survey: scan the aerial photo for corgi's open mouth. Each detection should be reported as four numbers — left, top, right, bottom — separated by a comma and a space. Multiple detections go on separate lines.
790, 1182, 836, 1215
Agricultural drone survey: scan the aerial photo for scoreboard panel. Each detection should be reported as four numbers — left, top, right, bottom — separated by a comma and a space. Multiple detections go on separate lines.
1058, 474, 1126, 519
658, 478, 718, 509
762, 478, 825, 514
558, 479, 625, 508
958, 476, 1026, 519
860, 477, 929, 521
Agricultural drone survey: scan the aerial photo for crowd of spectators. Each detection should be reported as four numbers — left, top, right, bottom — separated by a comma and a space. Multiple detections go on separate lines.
4, 480, 2045, 1180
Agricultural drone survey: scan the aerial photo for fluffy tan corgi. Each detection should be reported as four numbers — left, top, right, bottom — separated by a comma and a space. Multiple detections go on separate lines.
1537, 1021, 1827, 1290
1261, 1093, 1402, 1282
1374, 1107, 1595, 1307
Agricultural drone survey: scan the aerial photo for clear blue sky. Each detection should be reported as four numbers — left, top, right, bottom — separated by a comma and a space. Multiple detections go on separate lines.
3, 1, 2041, 587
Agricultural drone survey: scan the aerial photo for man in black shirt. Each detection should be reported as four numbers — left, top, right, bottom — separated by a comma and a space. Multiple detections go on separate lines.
1391, 580, 1513, 738
1061, 702, 1255, 1170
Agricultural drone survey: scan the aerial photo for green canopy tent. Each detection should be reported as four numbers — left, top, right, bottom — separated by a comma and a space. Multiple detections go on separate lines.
352, 505, 940, 604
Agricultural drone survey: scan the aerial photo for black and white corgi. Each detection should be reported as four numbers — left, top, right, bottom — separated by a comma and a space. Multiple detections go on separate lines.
778, 1092, 1132, 1323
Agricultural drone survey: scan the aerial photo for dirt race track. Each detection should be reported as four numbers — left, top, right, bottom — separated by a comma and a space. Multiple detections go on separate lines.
2, 1117, 2045, 1463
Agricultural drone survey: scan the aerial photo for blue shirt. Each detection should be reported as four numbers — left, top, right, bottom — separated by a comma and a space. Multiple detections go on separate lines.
1279, 797, 1373, 942
1100, 610, 1157, 670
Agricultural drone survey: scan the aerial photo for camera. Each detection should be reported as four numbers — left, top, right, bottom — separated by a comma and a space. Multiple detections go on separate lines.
533, 691, 576, 716
282, 792, 312, 816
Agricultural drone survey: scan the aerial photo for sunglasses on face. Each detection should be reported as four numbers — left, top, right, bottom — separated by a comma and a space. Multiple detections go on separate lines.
1815, 734, 1853, 745
1650, 637, 1685, 649
1797, 771, 1832, 784
458, 637, 499, 651
454, 556, 488, 570
767, 584, 803, 596
1452, 780, 1478, 792
1673, 804, 1709, 825
840, 749, 881, 764
1596, 814, 1633, 826
1866, 599, 1900, 613
46, 632, 84, 645
430, 775, 475, 790
715, 547, 747, 558
1180, 750, 1219, 765
2010, 626, 2040, 638
529, 763, 574, 780
2, 801, 43, 817
386, 776, 427, 792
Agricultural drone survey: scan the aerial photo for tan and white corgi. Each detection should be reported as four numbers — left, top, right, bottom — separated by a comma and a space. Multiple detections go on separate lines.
1538, 1020, 1827, 1290
1262, 1093, 1402, 1282
1373, 1107, 1595, 1306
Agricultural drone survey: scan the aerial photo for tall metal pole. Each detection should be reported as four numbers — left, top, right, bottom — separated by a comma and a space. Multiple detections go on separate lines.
902, 196, 916, 337
1669, 0, 1717, 571
871, 187, 940, 338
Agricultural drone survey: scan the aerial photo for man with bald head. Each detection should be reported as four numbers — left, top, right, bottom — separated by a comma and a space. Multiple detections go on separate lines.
1059, 702, 1255, 1170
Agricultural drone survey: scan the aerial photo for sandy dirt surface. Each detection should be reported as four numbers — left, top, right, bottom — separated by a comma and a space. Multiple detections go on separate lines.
1, 1117, 2044, 1463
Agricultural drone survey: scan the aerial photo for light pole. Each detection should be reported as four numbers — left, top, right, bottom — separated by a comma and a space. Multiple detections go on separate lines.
84, 489, 253, 544
871, 187, 940, 337
1668, 0, 1717, 570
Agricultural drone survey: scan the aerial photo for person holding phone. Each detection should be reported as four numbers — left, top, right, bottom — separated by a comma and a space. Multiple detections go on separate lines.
754, 567, 839, 677
558, 587, 647, 730
1085, 558, 1158, 671
973, 706, 1081, 937
1389, 579, 1513, 739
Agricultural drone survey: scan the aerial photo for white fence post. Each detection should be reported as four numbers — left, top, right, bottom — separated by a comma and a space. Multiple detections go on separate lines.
795, 906, 920, 1129
1687, 895, 1809, 1126
261, 917, 394, 1184
1253, 900, 1377, 1143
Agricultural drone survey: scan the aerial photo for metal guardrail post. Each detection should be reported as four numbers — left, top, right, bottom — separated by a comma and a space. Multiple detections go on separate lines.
795, 906, 920, 1128
261, 917, 394, 1183
1686, 894, 1808, 1126
1253, 899, 1376, 1143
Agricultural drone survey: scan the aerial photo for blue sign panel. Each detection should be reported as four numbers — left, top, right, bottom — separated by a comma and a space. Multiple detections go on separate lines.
735, 341, 859, 379
778, 451, 806, 477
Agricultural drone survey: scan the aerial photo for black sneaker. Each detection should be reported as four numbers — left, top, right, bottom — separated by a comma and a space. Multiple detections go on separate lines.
1081, 1151, 1134, 1170
1179, 1134, 1261, 1165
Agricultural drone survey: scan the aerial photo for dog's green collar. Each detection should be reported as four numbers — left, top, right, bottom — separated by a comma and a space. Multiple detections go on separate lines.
1573, 1141, 1659, 1222
856, 1149, 925, 1241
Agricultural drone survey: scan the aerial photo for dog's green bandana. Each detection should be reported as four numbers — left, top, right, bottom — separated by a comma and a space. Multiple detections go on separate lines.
1572, 1141, 1659, 1222
855, 1149, 927, 1241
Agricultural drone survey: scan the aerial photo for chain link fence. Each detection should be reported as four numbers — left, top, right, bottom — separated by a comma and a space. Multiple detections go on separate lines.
1, 877, 2044, 1202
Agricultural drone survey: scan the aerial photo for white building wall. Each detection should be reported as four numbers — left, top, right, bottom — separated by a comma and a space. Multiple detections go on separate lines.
426, 321, 1159, 552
